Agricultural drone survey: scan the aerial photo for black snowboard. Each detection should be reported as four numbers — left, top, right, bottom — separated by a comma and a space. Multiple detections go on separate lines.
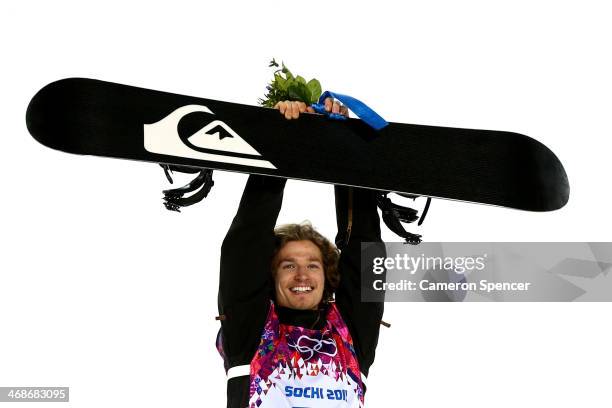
25, 78, 569, 211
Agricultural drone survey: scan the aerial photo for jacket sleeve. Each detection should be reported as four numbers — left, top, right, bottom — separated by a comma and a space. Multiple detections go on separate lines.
217, 174, 287, 369
334, 186, 386, 378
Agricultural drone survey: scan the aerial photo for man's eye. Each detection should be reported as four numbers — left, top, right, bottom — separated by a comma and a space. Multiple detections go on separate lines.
308, 264, 320, 269
283, 264, 295, 269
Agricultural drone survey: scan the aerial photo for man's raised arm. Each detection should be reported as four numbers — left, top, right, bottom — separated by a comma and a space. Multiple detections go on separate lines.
334, 186, 386, 378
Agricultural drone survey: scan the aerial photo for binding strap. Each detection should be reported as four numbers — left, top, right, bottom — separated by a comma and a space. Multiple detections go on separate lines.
159, 164, 215, 212
376, 193, 432, 245
418, 197, 432, 226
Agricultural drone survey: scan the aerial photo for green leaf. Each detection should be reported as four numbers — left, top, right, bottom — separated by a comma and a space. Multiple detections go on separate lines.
307, 79, 322, 103
281, 63, 294, 80
287, 83, 311, 104
295, 75, 306, 85
274, 74, 288, 91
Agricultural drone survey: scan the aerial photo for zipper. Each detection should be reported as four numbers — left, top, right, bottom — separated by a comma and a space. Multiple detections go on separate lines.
346, 188, 353, 245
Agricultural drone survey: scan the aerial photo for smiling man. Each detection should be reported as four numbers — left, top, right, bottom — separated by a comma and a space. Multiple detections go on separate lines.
273, 239, 327, 310
216, 99, 386, 407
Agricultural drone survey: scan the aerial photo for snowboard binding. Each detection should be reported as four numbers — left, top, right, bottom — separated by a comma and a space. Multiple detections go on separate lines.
376, 193, 431, 245
160, 164, 214, 212
158, 164, 431, 244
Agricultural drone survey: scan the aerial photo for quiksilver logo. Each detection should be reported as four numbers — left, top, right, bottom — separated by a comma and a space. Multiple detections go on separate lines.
143, 105, 276, 169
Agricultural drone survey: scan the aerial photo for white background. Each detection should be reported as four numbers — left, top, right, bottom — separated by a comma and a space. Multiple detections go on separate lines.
1, 1, 611, 406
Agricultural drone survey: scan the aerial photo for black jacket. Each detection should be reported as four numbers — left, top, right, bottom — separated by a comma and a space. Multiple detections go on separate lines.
218, 175, 385, 407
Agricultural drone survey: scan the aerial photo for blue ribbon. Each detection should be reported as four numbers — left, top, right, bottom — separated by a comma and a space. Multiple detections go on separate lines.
310, 90, 389, 130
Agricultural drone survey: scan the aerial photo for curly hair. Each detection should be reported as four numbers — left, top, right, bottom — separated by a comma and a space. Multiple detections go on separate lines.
272, 221, 340, 304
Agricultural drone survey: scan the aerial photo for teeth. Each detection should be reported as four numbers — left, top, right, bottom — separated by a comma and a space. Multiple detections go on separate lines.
291, 286, 313, 293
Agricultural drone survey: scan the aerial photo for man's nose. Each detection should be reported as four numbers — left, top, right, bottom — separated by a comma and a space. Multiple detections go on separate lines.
295, 265, 309, 278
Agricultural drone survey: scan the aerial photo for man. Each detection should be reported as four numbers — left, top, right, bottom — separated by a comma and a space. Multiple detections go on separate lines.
217, 98, 385, 407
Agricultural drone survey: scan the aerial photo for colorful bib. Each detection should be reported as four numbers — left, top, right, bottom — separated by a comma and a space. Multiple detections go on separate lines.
219, 302, 365, 407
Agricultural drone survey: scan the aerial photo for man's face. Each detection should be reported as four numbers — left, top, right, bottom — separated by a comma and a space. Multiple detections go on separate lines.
273, 240, 325, 310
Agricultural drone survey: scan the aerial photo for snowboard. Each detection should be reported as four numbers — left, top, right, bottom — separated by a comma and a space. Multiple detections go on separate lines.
25, 78, 569, 211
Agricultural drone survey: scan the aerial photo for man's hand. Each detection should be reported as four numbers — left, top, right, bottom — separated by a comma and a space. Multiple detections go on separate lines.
274, 98, 349, 120
274, 100, 314, 119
